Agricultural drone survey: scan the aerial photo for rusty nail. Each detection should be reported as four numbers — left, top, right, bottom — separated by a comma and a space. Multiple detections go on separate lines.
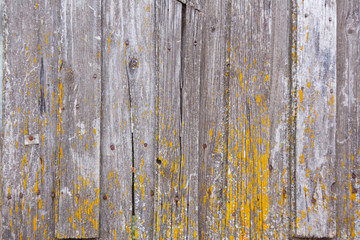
144, 143, 148, 147
103, 194, 108, 200
61, 192, 63, 195
156, 158, 162, 165
329, 17, 332, 22
311, 198, 316, 204
352, 173, 356, 179
7, 194, 11, 200
62, 107, 65, 111
187, 202, 190, 207
203, 144, 207, 150
51, 192, 55, 198
305, 13, 308, 18
352, 188, 358, 194
174, 195, 179, 202
168, 47, 171, 51
19, 192, 23, 198
29, 135, 34, 141
330, 89, 334, 93
37, 190, 40, 195
93, 74, 97, 79
110, 144, 115, 151
76, 104, 80, 109
125, 40, 129, 46
269, 164, 273, 172
150, 190, 154, 196
194, 40, 197, 46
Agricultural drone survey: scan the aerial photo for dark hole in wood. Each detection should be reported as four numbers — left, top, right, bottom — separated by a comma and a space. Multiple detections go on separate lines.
156, 158, 162, 165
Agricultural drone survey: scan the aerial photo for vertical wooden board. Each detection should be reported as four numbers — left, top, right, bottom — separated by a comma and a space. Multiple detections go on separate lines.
227, 0, 249, 238
198, 0, 230, 239
294, 0, 337, 238
229, 0, 272, 239
266, 0, 291, 239
179, 6, 203, 240
126, 1, 157, 239
155, 1, 183, 239
1, 1, 59, 239
99, 0, 134, 239
336, 1, 360, 239
56, 1, 101, 238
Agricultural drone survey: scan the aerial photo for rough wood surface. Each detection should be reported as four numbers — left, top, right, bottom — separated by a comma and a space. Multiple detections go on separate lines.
336, 0, 360, 239
1, 0, 360, 239
55, 1, 101, 238
228, 1, 272, 239
198, 1, 230, 239
179, 6, 203, 240
1, 1, 59, 239
99, 0, 135, 239
267, 0, 291, 239
155, 1, 183, 239
294, 0, 337, 238
126, 1, 157, 239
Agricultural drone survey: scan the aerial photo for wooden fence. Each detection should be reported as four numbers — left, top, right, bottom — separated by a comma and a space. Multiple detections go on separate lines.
0, 0, 359, 239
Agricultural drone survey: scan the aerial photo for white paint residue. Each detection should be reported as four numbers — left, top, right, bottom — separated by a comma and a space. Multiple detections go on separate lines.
76, 122, 86, 135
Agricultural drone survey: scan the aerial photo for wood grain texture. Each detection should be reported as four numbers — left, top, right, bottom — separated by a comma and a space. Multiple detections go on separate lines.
179, 6, 203, 240
1, 1, 59, 239
294, 0, 337, 238
267, 0, 291, 239
1, 1, 360, 239
336, 1, 360, 239
55, 0, 101, 238
198, 1, 230, 239
155, 1, 183, 239
126, 1, 157, 239
228, 0, 272, 239
99, 0, 135, 239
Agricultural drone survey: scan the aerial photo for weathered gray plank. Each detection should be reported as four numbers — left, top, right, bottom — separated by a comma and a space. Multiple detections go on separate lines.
227, 0, 250, 237
336, 1, 360, 239
267, 0, 292, 239
99, 0, 134, 239
198, 1, 230, 239
294, 0, 337, 238
55, 1, 101, 238
179, 5, 203, 240
228, 0, 272, 239
126, 1, 157, 239
1, 1, 59, 239
155, 1, 183, 239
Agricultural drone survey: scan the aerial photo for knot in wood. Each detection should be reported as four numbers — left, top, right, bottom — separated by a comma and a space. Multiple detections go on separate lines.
129, 58, 138, 70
